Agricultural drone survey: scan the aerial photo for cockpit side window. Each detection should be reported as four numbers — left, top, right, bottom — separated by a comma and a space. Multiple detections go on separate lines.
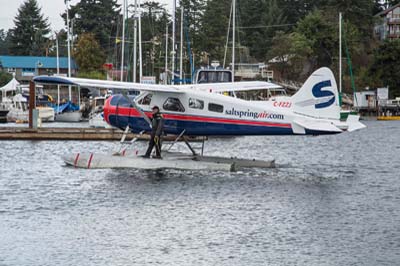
163, 97, 185, 112
188, 98, 204, 110
138, 94, 152, 105
208, 103, 224, 113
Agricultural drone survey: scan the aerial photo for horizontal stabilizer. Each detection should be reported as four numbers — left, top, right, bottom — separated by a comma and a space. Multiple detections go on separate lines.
292, 119, 343, 134
346, 115, 366, 132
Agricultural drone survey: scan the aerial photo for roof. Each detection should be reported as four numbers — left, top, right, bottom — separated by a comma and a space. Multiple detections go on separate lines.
0, 77, 20, 93
375, 3, 400, 17
0, 55, 78, 69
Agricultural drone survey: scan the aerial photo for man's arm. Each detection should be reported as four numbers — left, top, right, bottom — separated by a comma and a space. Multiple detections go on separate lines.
155, 116, 164, 136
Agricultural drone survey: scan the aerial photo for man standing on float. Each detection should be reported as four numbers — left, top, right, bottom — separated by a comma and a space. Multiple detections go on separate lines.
143, 105, 164, 158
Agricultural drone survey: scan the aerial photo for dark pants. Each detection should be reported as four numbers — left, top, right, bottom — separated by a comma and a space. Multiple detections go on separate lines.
145, 135, 162, 157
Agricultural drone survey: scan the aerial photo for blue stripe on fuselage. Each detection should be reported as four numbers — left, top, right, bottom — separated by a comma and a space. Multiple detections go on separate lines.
108, 115, 294, 136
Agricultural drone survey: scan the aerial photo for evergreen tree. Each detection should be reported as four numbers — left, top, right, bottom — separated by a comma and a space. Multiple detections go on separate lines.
240, 0, 287, 60
0, 71, 13, 87
370, 39, 400, 97
179, 0, 206, 54
199, 0, 231, 63
277, 0, 323, 25
138, 2, 170, 77
9, 0, 50, 56
324, 0, 375, 36
63, 0, 120, 51
0, 29, 11, 54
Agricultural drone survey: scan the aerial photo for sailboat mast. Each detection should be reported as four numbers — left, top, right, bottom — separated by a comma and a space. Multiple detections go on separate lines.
138, 0, 143, 83
172, 0, 176, 84
133, 0, 138, 82
232, 0, 235, 82
179, 6, 184, 84
66, 1, 72, 101
165, 23, 169, 85
120, 0, 126, 82
56, 35, 60, 75
339, 12, 342, 95
56, 33, 60, 111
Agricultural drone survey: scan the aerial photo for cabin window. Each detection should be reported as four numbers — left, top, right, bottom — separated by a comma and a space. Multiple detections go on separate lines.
220, 72, 232, 82
189, 98, 204, 109
138, 94, 152, 105
163, 97, 185, 112
208, 103, 224, 113
110, 95, 132, 107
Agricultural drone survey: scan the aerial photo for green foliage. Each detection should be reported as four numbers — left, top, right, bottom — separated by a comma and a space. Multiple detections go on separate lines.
0, 70, 12, 87
122, 1, 170, 80
77, 71, 106, 80
179, 0, 206, 53
73, 33, 106, 72
54, 30, 68, 57
64, 0, 120, 50
0, 29, 11, 54
240, 0, 287, 60
199, 0, 231, 62
277, 0, 323, 25
369, 39, 400, 97
9, 0, 50, 56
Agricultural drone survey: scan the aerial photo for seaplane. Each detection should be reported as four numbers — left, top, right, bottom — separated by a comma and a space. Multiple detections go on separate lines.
33, 67, 366, 171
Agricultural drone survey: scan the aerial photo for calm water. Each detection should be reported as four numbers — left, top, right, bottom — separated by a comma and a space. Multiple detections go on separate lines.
0, 121, 399, 266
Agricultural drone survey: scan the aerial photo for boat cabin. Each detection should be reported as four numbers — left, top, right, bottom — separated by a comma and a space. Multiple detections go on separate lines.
194, 68, 233, 84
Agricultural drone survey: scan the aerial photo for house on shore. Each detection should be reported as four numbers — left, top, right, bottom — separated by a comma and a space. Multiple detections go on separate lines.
0, 55, 78, 83
375, 3, 400, 40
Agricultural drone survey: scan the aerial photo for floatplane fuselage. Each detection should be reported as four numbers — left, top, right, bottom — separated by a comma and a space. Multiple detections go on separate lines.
101, 67, 365, 136
33, 67, 365, 171
34, 67, 365, 137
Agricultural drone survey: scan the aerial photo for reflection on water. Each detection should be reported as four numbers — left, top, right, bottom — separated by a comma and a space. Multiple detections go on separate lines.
0, 121, 400, 265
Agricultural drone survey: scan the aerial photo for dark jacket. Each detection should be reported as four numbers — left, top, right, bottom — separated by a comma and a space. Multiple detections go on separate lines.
151, 112, 164, 137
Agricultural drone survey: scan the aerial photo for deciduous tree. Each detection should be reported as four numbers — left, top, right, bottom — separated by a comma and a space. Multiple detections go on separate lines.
73, 33, 106, 73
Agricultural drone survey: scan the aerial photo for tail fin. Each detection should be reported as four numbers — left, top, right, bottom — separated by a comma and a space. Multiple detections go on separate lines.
291, 67, 340, 120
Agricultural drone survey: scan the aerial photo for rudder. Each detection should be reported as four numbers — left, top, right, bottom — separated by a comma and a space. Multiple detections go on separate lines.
291, 67, 340, 120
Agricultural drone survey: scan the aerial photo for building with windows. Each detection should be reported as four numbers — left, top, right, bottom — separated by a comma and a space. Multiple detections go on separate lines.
375, 3, 400, 40
0, 55, 78, 83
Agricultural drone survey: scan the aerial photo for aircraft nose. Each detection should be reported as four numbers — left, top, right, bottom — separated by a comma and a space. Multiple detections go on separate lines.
103, 96, 113, 125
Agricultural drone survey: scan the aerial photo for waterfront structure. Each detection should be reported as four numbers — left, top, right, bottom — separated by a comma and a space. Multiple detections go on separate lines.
375, 3, 400, 40
354, 91, 377, 109
0, 55, 78, 83
230, 63, 273, 81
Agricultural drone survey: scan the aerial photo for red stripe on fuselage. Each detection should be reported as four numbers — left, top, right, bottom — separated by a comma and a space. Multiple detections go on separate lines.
105, 104, 291, 128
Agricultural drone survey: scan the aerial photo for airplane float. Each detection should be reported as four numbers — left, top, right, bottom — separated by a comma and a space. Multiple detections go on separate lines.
33, 67, 366, 171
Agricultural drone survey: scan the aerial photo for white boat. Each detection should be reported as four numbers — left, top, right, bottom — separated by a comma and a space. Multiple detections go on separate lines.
88, 96, 112, 128
37, 106, 55, 122
89, 112, 112, 128
55, 111, 82, 122
6, 94, 55, 123
6, 94, 28, 122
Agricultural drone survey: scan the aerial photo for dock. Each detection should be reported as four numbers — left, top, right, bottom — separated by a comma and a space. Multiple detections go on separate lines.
0, 127, 191, 141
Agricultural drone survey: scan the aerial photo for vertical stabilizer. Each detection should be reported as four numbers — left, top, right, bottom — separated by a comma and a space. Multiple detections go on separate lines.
291, 67, 340, 120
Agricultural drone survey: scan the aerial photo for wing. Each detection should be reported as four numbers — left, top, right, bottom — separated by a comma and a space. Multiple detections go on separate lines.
180, 81, 282, 93
32, 75, 184, 93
